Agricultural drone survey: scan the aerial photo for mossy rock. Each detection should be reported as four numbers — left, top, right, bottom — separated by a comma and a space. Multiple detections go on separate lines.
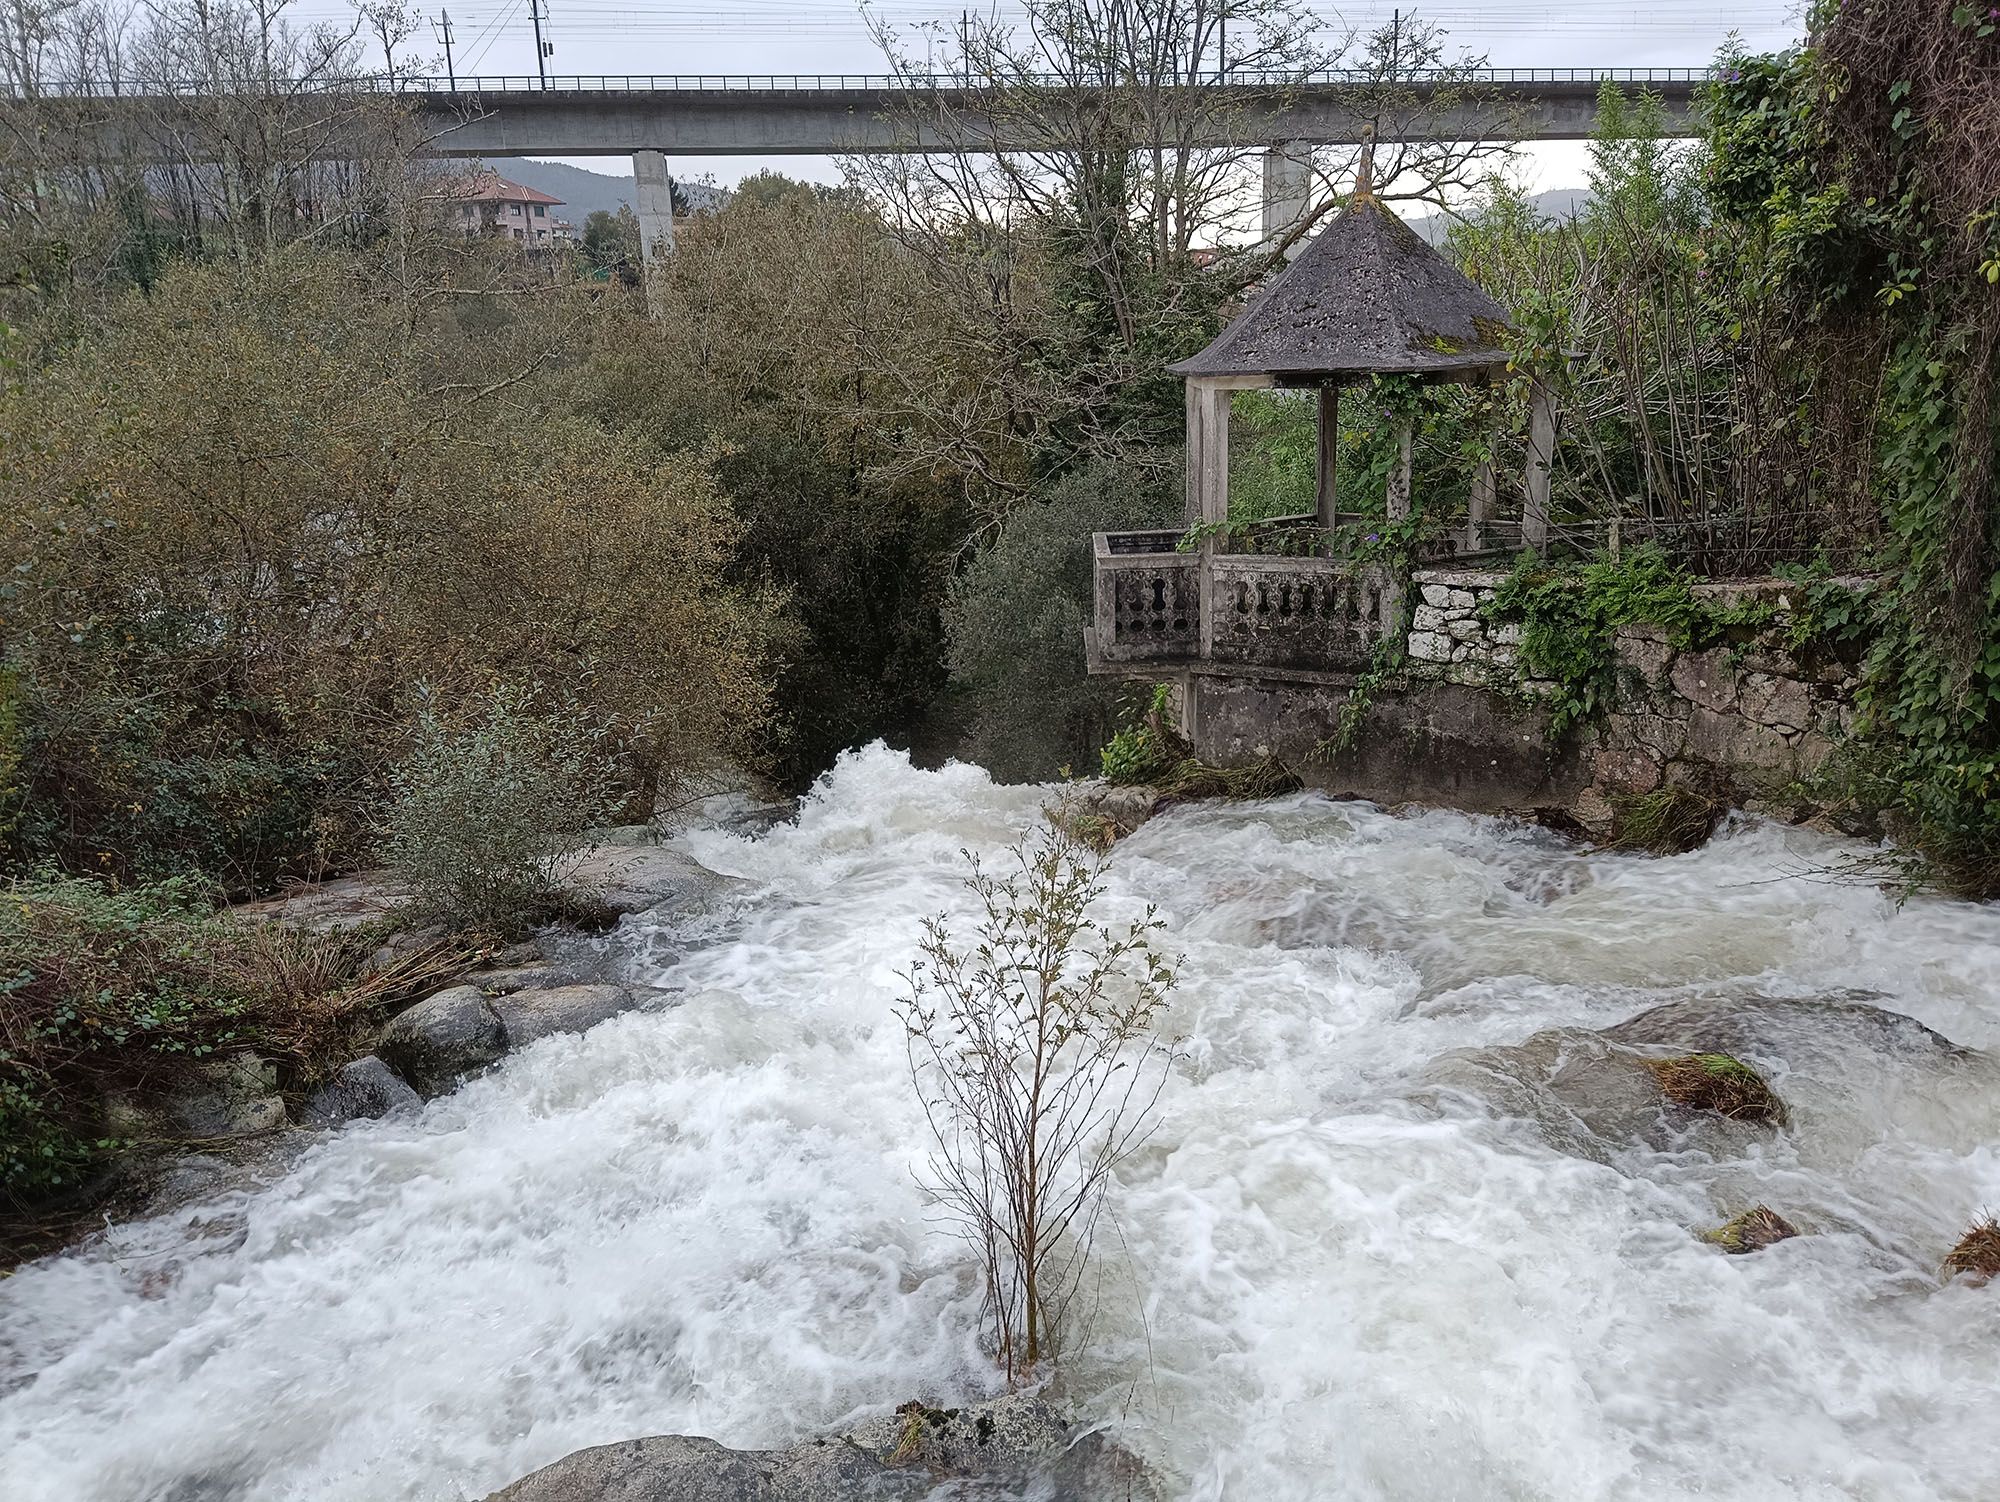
1941, 1218, 2000, 1284
1047, 805, 1123, 853
1702, 1205, 1800, 1254
1643, 1052, 1786, 1123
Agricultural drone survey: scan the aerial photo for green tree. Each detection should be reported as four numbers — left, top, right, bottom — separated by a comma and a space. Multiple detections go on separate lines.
580, 205, 641, 284
946, 459, 1179, 781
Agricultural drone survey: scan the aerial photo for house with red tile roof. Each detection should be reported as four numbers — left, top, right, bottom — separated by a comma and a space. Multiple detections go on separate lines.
449, 171, 577, 246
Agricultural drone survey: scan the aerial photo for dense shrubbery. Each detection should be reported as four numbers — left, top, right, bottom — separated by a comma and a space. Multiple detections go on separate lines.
0, 256, 773, 893
383, 686, 619, 936
0, 874, 271, 1201
1698, 6, 2000, 894
948, 462, 1179, 781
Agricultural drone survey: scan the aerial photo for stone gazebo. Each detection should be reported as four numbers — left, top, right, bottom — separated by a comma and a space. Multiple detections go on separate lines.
1088, 173, 1555, 695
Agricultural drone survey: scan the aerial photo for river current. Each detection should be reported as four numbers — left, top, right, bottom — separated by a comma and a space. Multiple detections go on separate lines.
4, 744, 1999, 1500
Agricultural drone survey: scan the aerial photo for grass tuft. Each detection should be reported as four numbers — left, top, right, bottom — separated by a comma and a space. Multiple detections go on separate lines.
1941, 1217, 2000, 1284
1154, 757, 1302, 803
1606, 785, 1727, 855
1644, 1052, 1786, 1123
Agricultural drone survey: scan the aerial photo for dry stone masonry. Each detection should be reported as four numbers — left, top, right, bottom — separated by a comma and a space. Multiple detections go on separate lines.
1404, 569, 1529, 689
1397, 569, 1860, 827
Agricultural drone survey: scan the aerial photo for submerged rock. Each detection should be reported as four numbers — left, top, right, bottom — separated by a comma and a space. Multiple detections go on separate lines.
376, 986, 508, 1097
486, 1433, 893, 1502
485, 1393, 1155, 1502
1423, 990, 1979, 1164
1643, 1052, 1786, 1123
301, 1056, 421, 1128
1703, 1206, 1801, 1254
1049, 786, 1162, 850
1601, 992, 1965, 1070
846, 1392, 1071, 1477
1941, 1218, 2000, 1285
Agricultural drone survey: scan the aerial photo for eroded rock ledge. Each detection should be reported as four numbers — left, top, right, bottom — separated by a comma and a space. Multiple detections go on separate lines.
485, 1394, 1159, 1502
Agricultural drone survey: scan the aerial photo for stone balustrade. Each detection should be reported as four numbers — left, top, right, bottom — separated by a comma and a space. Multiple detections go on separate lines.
1090, 533, 1200, 669
1209, 556, 1400, 673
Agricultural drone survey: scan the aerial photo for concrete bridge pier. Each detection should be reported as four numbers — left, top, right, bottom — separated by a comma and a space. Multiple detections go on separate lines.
1262, 141, 1314, 256
633, 148, 676, 282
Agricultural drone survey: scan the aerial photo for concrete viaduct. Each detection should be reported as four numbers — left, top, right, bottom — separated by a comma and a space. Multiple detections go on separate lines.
55, 68, 1706, 261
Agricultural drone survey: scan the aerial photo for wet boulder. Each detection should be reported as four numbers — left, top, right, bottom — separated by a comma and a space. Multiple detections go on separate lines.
1702, 1206, 1801, 1255
489, 984, 634, 1048
484, 1393, 1153, 1502
1600, 992, 1965, 1071
1422, 990, 1979, 1164
485, 1433, 900, 1502
301, 1056, 421, 1128
377, 985, 507, 1097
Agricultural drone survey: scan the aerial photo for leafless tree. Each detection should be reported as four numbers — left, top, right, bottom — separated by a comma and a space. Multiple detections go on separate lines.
900, 813, 1178, 1382
840, 0, 1517, 504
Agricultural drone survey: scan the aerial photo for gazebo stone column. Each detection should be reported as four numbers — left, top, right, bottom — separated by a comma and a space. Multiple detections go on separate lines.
1186, 373, 1270, 658
1524, 377, 1556, 552
1386, 415, 1414, 522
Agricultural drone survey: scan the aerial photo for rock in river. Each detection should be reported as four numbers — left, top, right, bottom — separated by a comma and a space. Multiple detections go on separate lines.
485, 1393, 1157, 1502
375, 986, 508, 1097
300, 1056, 422, 1128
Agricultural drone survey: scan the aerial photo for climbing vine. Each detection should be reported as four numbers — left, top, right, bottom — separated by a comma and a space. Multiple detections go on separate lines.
1705, 4, 2000, 894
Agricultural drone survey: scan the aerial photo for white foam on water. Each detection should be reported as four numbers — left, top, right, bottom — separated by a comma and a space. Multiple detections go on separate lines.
4, 743, 1999, 1500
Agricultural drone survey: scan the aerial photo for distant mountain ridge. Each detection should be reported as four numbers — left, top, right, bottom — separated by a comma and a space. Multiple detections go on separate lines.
1405, 187, 1595, 244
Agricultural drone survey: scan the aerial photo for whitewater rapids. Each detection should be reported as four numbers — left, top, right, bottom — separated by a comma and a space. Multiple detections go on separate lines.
4, 744, 2000, 1500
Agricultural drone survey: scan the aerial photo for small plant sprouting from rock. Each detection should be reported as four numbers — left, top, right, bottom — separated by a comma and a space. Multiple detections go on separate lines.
1607, 785, 1727, 855
1702, 1205, 1801, 1254
1098, 684, 1185, 786
1643, 1052, 1786, 1123
901, 819, 1179, 1384
1941, 1218, 2000, 1285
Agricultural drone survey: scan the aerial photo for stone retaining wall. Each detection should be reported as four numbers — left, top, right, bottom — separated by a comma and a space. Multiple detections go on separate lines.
1186, 568, 1866, 833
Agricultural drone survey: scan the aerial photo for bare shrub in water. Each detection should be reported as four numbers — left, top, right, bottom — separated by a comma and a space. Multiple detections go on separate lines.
901, 819, 1179, 1382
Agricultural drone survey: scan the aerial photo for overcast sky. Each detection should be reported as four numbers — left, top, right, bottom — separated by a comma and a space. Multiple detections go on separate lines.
286, 0, 1811, 189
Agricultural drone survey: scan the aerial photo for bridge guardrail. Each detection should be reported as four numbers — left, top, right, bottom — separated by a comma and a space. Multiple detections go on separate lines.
27, 65, 1721, 100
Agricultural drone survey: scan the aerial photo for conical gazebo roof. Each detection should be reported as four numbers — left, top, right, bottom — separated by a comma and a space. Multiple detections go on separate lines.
1172, 192, 1514, 381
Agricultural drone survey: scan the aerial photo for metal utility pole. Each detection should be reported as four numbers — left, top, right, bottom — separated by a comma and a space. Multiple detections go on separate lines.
1218, 1, 1226, 84
529, 0, 551, 88
433, 8, 455, 89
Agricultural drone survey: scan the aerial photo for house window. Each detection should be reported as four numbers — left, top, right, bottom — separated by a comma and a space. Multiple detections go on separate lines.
533, 204, 546, 218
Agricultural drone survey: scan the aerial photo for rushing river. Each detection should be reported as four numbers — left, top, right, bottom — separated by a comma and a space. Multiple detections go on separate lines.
5, 745, 2000, 1501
